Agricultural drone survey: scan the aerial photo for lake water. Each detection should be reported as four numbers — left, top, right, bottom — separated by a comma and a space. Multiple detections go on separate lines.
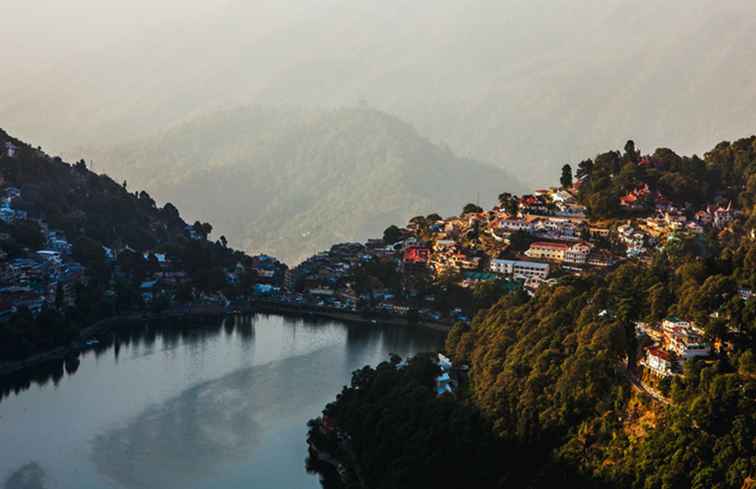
0, 314, 444, 489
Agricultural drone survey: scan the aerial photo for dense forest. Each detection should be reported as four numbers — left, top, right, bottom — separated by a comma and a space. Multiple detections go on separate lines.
574, 137, 756, 218
312, 136, 756, 489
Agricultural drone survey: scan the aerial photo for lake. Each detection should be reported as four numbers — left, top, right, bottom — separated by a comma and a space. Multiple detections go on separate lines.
0, 314, 444, 489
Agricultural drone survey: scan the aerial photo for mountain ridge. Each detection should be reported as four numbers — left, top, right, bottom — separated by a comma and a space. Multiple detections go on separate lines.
87, 106, 524, 263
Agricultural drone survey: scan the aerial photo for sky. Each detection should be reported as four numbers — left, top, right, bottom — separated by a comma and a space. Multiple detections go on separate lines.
1, 0, 755, 186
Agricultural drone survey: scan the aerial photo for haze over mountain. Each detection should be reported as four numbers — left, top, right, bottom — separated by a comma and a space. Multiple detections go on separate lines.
2, 0, 756, 188
87, 107, 520, 263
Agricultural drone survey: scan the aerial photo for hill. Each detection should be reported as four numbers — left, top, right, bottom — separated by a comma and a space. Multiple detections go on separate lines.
0, 129, 260, 363
89, 107, 523, 263
306, 135, 756, 489
0, 129, 189, 252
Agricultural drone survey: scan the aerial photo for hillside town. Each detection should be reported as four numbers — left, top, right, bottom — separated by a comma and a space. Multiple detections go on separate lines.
637, 317, 711, 378
0, 135, 291, 358
268, 179, 744, 325
1, 133, 752, 387
0, 184, 84, 320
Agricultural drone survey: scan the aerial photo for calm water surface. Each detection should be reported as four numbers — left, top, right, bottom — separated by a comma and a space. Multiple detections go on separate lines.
0, 314, 443, 489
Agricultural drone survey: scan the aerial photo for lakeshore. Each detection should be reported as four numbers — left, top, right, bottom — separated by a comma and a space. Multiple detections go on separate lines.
0, 301, 450, 377
250, 299, 452, 333
0, 305, 229, 377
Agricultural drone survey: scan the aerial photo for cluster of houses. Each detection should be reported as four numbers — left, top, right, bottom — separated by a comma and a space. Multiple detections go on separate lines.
282, 242, 365, 307
0, 186, 27, 224
137, 251, 287, 307
281, 241, 428, 317
3, 133, 745, 334
0, 179, 293, 320
267, 181, 745, 323
0, 187, 85, 320
637, 317, 711, 377
617, 183, 738, 244
422, 188, 620, 292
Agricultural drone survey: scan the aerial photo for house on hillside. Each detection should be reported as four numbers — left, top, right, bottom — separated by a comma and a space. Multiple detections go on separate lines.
552, 190, 576, 204
661, 317, 710, 361
644, 347, 673, 377
586, 249, 617, 268
589, 226, 611, 238
554, 203, 587, 218
0, 207, 16, 223
184, 225, 203, 240
403, 245, 431, 268
435, 353, 455, 397
563, 242, 593, 264
662, 317, 694, 331
139, 279, 160, 303
498, 217, 535, 233
4, 142, 18, 158
620, 184, 651, 209
666, 328, 710, 360
525, 242, 569, 262
490, 258, 550, 279
712, 202, 735, 229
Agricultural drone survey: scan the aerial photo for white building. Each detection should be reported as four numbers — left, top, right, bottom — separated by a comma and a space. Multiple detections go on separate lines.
564, 242, 593, 264
498, 218, 534, 233
669, 330, 710, 360
4, 142, 18, 158
662, 317, 693, 332
662, 317, 710, 361
36, 250, 63, 264
490, 258, 550, 279
525, 242, 569, 261
645, 347, 673, 377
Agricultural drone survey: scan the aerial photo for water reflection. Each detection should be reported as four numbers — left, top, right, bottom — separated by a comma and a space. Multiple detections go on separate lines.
91, 366, 265, 488
0, 317, 241, 404
0, 316, 441, 404
3, 462, 46, 489
0, 313, 444, 489
0, 359, 66, 403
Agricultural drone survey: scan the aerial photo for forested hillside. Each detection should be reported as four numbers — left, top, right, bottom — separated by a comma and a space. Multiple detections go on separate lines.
0, 129, 189, 252
0, 129, 255, 362
575, 137, 756, 218
312, 135, 756, 489
88, 107, 522, 263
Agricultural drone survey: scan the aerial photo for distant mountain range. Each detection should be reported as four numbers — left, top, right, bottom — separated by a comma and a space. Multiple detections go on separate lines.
88, 107, 522, 263
2, 0, 755, 187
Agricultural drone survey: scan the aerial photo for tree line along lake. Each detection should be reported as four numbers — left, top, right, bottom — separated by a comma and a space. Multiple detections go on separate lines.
0, 314, 444, 489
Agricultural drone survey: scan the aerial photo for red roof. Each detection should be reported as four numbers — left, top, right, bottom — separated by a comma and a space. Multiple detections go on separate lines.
647, 347, 671, 361
403, 246, 430, 264
620, 184, 650, 205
